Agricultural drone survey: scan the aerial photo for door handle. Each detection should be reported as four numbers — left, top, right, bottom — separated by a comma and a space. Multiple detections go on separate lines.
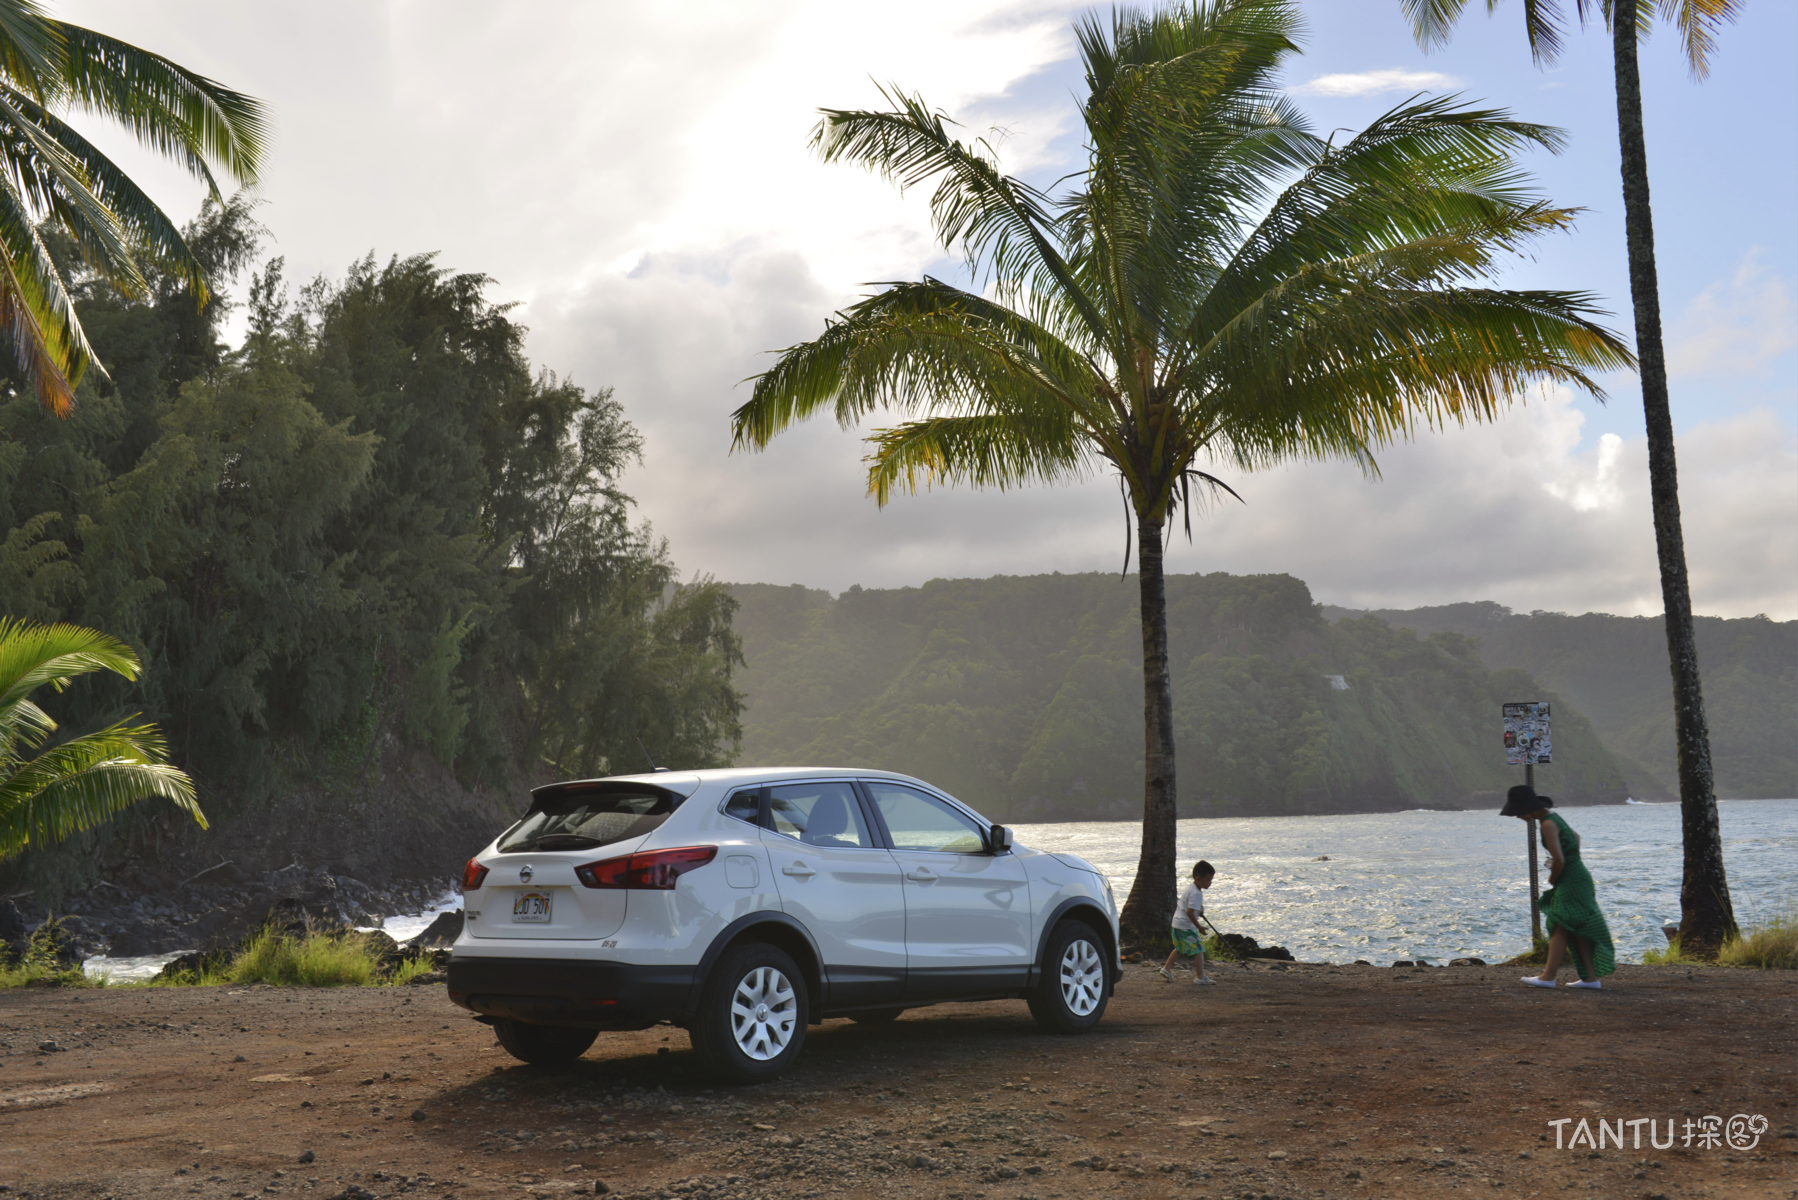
781, 863, 816, 878
906, 868, 937, 882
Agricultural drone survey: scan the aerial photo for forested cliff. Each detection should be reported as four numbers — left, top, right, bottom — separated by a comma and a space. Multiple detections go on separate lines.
0, 201, 743, 899
1322, 602, 1795, 799
731, 573, 1628, 820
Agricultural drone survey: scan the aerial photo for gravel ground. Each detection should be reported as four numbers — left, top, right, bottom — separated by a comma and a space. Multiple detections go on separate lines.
0, 960, 1792, 1200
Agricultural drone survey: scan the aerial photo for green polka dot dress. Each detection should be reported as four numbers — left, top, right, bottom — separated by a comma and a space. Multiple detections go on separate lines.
1539, 812, 1615, 978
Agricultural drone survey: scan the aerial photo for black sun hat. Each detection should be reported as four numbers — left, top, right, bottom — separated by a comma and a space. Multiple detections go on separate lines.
1500, 784, 1554, 817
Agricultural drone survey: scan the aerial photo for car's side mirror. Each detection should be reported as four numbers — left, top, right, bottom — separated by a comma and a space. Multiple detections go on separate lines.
988, 824, 1013, 854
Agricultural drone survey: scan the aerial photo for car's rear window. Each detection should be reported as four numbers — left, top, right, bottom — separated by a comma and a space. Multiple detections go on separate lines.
498, 785, 677, 853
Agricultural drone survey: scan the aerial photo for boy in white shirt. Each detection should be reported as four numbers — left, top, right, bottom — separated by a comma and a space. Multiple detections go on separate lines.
1159, 860, 1217, 985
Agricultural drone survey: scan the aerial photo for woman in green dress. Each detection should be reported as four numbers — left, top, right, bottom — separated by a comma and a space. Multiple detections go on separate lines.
1502, 785, 1615, 989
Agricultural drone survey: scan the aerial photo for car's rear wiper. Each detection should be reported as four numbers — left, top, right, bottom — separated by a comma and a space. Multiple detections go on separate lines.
529, 833, 605, 850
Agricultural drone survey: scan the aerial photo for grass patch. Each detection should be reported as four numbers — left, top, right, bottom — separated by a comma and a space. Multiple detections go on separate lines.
1640, 937, 1705, 966
386, 952, 441, 986
225, 927, 380, 987
1717, 912, 1797, 970
1502, 934, 1551, 966
146, 926, 440, 988
1201, 932, 1241, 963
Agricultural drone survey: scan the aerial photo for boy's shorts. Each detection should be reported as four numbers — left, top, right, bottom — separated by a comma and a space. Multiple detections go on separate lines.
1170, 927, 1203, 957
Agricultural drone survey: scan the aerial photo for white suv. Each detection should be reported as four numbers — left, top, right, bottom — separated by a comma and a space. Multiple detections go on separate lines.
446, 768, 1119, 1081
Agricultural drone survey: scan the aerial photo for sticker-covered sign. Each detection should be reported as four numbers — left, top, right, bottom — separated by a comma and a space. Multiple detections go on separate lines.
1503, 701, 1551, 765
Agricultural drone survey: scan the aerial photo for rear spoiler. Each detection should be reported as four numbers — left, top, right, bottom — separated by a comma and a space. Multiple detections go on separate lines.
526, 775, 703, 812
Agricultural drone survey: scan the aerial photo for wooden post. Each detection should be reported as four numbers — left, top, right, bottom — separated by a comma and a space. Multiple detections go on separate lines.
1526, 761, 1543, 943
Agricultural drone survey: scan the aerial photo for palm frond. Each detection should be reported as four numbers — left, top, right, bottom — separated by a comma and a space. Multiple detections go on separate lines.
3, 85, 206, 297
733, 278, 1111, 452
48, 23, 268, 191
1659, 0, 1741, 79
0, 0, 59, 99
0, 616, 141, 710
0, 720, 202, 859
864, 411, 1092, 505
0, 172, 97, 414
811, 90, 1109, 344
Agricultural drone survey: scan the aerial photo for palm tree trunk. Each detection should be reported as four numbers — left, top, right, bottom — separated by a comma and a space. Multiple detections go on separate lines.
1611, 10, 1735, 955
1119, 509, 1179, 944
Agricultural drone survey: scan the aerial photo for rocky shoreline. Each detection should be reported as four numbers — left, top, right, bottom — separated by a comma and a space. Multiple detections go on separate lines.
1, 864, 462, 966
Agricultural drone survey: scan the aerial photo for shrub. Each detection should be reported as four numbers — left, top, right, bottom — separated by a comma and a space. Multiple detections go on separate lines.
0, 918, 101, 988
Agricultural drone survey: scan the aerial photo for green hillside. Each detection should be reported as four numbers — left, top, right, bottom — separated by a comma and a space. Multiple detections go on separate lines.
1322, 603, 1796, 799
731, 573, 1626, 821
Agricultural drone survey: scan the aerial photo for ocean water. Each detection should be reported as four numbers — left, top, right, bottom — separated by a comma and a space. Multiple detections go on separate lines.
1013, 798, 1797, 967
83, 799, 1793, 979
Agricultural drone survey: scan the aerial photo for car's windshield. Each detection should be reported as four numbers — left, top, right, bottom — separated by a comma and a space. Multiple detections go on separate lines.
498, 787, 674, 853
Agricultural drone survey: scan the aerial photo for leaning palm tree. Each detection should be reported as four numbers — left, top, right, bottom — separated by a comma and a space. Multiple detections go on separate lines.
0, 618, 203, 860
0, 0, 266, 415
1402, 0, 1740, 954
730, 0, 1634, 940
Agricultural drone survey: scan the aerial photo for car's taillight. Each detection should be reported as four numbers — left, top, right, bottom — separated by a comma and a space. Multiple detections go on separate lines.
461, 857, 489, 890
575, 846, 718, 890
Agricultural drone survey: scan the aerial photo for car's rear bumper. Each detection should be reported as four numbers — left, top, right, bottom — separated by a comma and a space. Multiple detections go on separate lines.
446, 955, 695, 1029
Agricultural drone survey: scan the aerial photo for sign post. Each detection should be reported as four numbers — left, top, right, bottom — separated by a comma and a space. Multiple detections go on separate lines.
1503, 701, 1552, 944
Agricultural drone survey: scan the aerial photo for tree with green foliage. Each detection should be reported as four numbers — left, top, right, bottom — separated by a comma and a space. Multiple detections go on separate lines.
0, 617, 201, 859
0, 0, 265, 415
729, 0, 1634, 940
0, 198, 741, 893
1400, 0, 1740, 955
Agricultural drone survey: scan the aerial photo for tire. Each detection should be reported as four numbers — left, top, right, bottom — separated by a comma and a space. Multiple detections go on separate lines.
1027, 920, 1110, 1033
689, 942, 809, 1083
849, 1007, 905, 1024
493, 1020, 598, 1065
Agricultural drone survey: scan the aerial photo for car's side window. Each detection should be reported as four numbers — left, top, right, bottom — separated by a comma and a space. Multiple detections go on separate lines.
865, 782, 986, 853
724, 789, 762, 827
767, 783, 873, 848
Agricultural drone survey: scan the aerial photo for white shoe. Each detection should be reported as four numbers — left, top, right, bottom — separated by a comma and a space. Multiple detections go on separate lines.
1156, 966, 1174, 982
1521, 976, 1557, 988
1567, 979, 1601, 990
1195, 975, 1217, 986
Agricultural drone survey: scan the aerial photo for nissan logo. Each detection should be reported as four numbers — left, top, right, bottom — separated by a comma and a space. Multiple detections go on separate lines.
518, 864, 534, 883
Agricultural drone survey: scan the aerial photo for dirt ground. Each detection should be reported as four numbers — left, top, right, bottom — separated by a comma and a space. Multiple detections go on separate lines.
0, 960, 1792, 1200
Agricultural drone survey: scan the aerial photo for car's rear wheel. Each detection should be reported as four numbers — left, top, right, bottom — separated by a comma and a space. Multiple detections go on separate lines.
848, 1007, 905, 1024
493, 1020, 598, 1065
1027, 919, 1109, 1033
689, 942, 808, 1082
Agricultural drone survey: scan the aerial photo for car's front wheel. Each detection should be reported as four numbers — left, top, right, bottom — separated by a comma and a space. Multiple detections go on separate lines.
493, 1020, 598, 1065
689, 942, 809, 1082
1027, 919, 1109, 1033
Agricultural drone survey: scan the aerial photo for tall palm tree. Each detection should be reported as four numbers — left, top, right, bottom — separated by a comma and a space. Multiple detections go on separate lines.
0, 0, 266, 416
0, 618, 203, 860
730, 0, 1633, 941
1402, 0, 1740, 954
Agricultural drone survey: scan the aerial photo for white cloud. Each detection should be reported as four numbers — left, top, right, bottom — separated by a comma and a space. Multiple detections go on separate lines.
48, 1, 1795, 622
1182, 389, 1797, 620
1290, 68, 1458, 97
1667, 250, 1798, 377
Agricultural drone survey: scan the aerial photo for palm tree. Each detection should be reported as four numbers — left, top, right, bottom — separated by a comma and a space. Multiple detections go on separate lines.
0, 0, 266, 415
1402, 0, 1739, 954
0, 618, 203, 861
730, 0, 1633, 941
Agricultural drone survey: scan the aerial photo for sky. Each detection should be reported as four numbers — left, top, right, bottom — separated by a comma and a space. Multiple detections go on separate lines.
63, 0, 1798, 618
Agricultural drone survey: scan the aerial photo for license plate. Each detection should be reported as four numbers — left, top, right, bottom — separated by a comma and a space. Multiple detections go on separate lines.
512, 891, 552, 923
